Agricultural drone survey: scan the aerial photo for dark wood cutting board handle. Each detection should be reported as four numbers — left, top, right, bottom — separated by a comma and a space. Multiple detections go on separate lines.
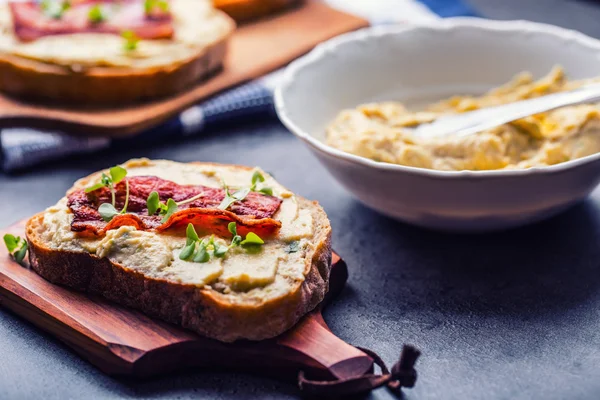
277, 311, 374, 381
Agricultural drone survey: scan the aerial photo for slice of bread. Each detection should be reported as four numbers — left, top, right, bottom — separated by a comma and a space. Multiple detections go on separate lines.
0, 0, 235, 105
25, 159, 332, 342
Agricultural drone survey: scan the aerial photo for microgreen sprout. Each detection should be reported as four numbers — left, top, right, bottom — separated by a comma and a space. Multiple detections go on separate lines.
88, 4, 106, 23
147, 192, 178, 223
217, 171, 273, 211
227, 222, 264, 249
218, 186, 250, 211
179, 223, 264, 263
41, 0, 71, 19
121, 30, 140, 51
146, 191, 160, 215
228, 222, 242, 247
179, 224, 225, 263
147, 169, 275, 218
97, 203, 119, 222
3, 234, 28, 265
144, 0, 169, 14
228, 222, 264, 255
86, 165, 126, 202
85, 165, 129, 222
212, 237, 229, 257
97, 178, 129, 222
250, 170, 273, 196
240, 232, 264, 247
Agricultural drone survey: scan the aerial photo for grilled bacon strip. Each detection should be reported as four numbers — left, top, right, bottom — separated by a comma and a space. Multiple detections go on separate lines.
67, 176, 282, 237
9, 0, 173, 42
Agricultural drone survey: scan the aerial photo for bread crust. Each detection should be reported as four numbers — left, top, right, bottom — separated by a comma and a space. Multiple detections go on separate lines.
25, 165, 332, 342
0, 12, 235, 105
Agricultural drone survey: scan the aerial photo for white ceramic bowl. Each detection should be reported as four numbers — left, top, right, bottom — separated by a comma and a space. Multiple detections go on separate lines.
274, 18, 600, 232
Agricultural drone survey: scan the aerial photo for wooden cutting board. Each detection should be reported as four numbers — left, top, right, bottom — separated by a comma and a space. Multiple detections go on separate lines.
0, 1, 367, 137
0, 219, 373, 382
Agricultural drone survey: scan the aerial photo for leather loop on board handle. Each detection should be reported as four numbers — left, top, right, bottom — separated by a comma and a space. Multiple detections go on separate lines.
298, 344, 421, 397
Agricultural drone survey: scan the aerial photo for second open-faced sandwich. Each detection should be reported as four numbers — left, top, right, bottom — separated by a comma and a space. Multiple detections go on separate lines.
25, 159, 332, 342
0, 0, 235, 104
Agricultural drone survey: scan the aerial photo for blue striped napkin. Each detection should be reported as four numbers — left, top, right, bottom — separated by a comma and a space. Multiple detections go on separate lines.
0, 0, 477, 172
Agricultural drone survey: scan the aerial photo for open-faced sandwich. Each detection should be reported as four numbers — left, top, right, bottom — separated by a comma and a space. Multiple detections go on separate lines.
24, 159, 331, 342
0, 0, 235, 104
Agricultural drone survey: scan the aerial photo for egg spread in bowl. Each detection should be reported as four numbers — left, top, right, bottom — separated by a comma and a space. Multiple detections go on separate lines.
326, 67, 600, 171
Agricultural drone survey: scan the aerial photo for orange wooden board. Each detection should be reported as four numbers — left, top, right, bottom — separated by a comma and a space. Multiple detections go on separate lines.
0, 1, 367, 137
0, 219, 372, 382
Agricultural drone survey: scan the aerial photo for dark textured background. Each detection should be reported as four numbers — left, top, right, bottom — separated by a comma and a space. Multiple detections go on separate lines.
2, 1, 600, 399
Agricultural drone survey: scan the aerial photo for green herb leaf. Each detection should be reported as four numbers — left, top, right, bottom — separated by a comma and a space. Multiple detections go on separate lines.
259, 187, 273, 196
249, 170, 272, 195
86, 168, 125, 194
213, 242, 228, 258
209, 236, 228, 258
109, 165, 127, 184
219, 186, 250, 211
101, 173, 111, 186
286, 241, 300, 253
227, 222, 237, 236
227, 223, 242, 247
185, 223, 199, 245
88, 4, 106, 23
182, 230, 224, 262
144, 0, 153, 13
218, 195, 236, 211
41, 0, 70, 19
87, 166, 129, 219
241, 232, 264, 247
98, 203, 119, 222
179, 243, 195, 260
161, 198, 178, 223
85, 182, 105, 193
232, 187, 250, 201
4, 234, 28, 265
144, 0, 169, 13
192, 242, 210, 263
121, 30, 139, 51
14, 244, 28, 264
251, 170, 265, 188
147, 191, 160, 215
231, 235, 242, 247
3, 233, 19, 253
158, 0, 169, 11
85, 173, 111, 193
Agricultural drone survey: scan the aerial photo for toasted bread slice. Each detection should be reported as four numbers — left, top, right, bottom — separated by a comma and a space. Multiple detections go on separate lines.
0, 0, 235, 104
25, 159, 332, 342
